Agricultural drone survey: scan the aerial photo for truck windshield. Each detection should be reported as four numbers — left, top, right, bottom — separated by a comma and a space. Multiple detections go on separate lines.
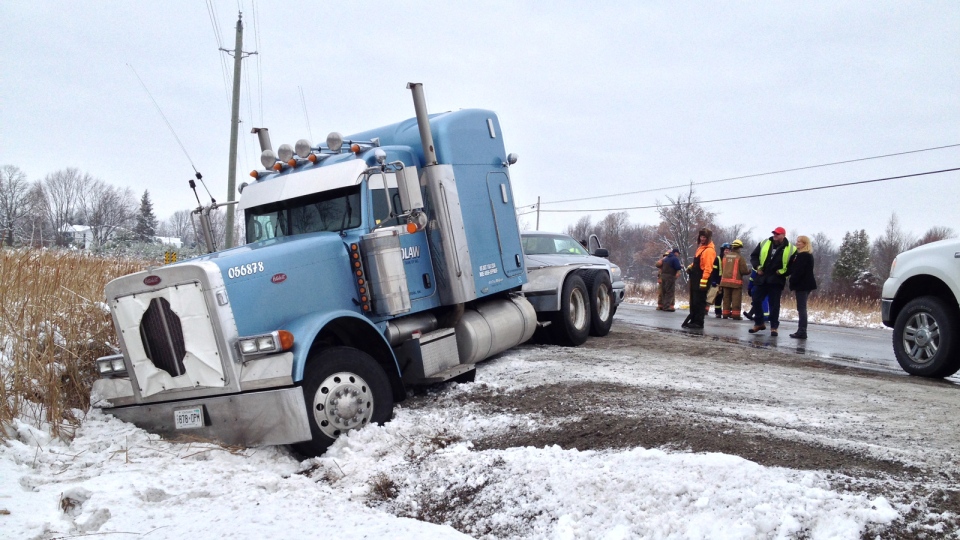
245, 185, 362, 243
521, 234, 589, 256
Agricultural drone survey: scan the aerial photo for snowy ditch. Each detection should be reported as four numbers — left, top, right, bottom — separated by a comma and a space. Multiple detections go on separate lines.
4, 325, 959, 539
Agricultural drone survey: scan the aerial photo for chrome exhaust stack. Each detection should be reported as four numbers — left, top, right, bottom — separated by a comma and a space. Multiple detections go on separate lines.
407, 83, 438, 166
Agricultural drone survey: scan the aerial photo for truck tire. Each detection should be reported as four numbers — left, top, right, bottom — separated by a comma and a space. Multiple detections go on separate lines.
584, 271, 614, 337
291, 346, 394, 456
892, 296, 960, 378
550, 274, 590, 346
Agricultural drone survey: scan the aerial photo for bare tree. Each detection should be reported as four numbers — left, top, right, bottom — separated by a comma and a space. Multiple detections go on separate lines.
23, 183, 50, 246
912, 226, 956, 248
593, 212, 631, 270
165, 209, 195, 244
871, 213, 915, 282
39, 168, 92, 246
0, 165, 31, 246
621, 222, 657, 282
79, 180, 136, 248
565, 216, 593, 244
810, 232, 837, 291
655, 185, 715, 272
710, 222, 755, 250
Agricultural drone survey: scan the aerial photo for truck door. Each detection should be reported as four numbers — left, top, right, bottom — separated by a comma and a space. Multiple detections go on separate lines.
486, 172, 524, 278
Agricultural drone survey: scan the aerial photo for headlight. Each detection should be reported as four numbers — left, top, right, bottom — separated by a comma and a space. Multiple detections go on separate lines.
889, 258, 897, 277
96, 354, 128, 378
256, 335, 277, 352
237, 330, 294, 359
239, 339, 259, 354
610, 264, 622, 281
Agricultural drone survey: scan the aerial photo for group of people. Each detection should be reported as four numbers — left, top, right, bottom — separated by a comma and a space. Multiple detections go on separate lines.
655, 226, 817, 338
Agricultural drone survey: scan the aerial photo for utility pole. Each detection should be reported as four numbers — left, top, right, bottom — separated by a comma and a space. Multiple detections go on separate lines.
536, 196, 540, 231
222, 12, 256, 249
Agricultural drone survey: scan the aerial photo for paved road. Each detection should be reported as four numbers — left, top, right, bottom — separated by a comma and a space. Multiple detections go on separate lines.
615, 302, 903, 373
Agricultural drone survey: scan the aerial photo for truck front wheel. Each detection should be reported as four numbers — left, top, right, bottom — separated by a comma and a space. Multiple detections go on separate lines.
893, 296, 960, 378
550, 274, 590, 346
291, 347, 394, 457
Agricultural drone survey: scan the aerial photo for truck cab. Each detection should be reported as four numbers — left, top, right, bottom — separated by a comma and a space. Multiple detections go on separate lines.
93, 86, 543, 456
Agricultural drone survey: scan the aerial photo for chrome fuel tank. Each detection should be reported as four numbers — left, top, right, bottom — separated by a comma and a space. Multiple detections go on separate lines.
455, 296, 537, 364
361, 227, 412, 316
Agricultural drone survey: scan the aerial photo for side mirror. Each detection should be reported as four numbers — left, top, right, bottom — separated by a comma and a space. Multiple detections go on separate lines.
593, 248, 609, 258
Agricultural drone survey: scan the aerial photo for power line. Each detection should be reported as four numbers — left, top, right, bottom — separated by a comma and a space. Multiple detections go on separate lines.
527, 143, 960, 208
251, 0, 264, 126
128, 64, 199, 175
206, 0, 232, 110
533, 167, 960, 213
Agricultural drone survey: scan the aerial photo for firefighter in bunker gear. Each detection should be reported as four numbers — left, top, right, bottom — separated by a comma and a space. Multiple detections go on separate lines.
719, 239, 751, 319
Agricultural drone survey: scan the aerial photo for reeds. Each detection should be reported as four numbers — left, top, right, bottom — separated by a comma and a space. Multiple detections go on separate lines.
0, 249, 145, 440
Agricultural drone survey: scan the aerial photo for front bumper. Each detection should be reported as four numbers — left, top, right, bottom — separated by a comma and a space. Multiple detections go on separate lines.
881, 298, 894, 327
103, 386, 312, 447
613, 280, 626, 306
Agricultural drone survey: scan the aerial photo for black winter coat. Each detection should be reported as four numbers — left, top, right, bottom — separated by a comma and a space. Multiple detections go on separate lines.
750, 237, 793, 287
789, 252, 817, 292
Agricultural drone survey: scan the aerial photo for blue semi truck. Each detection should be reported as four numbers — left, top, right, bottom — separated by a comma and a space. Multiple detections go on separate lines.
92, 84, 618, 455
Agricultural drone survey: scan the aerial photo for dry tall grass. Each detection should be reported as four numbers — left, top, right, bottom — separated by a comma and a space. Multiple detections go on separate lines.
0, 249, 145, 439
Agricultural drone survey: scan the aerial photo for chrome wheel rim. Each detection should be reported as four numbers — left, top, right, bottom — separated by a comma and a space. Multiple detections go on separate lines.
570, 288, 588, 330
311, 371, 374, 438
903, 312, 940, 365
596, 284, 611, 322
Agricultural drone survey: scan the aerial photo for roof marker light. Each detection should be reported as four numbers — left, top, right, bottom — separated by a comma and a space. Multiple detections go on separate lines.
326, 132, 343, 152
295, 139, 313, 159
260, 149, 277, 169
277, 144, 294, 162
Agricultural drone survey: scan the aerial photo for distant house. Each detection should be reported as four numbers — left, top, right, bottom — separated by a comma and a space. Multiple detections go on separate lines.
155, 236, 183, 249
60, 224, 94, 249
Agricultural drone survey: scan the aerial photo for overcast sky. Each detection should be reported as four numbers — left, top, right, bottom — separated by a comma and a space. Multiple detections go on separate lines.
2, 1, 958, 246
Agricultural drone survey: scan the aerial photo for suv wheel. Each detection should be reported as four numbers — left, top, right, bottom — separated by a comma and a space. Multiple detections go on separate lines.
892, 296, 960, 378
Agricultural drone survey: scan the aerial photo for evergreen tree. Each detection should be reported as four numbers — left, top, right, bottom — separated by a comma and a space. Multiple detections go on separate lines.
831, 229, 871, 294
133, 190, 158, 242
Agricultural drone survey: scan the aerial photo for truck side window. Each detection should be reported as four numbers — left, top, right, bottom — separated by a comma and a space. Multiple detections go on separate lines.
370, 187, 401, 227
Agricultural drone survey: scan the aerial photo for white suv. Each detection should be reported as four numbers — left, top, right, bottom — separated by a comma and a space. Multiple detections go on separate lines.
881, 238, 960, 377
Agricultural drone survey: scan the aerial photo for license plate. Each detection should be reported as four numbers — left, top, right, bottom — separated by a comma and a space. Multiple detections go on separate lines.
174, 407, 204, 429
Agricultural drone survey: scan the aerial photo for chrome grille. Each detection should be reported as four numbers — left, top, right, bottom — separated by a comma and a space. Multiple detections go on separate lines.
139, 297, 187, 377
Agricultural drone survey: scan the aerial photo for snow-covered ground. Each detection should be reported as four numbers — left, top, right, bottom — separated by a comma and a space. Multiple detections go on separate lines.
5, 328, 938, 540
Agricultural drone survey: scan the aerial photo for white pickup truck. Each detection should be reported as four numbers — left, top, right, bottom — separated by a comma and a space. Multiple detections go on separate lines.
881, 238, 960, 378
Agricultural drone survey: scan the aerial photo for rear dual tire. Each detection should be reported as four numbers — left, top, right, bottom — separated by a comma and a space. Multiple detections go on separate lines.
550, 274, 590, 346
584, 271, 614, 337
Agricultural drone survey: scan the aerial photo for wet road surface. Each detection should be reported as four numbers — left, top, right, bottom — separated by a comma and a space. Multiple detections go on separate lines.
615, 302, 902, 373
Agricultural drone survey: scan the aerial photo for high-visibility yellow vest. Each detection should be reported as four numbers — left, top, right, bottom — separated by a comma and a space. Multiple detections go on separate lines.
759, 240, 796, 275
